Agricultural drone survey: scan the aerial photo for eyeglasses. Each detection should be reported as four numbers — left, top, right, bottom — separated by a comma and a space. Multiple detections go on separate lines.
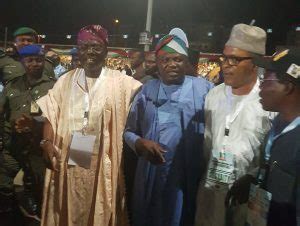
78, 44, 105, 53
259, 78, 280, 83
219, 56, 253, 66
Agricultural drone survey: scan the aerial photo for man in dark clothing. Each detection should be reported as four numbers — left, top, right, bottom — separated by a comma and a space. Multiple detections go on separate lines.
226, 47, 300, 226
140, 51, 158, 83
129, 50, 145, 78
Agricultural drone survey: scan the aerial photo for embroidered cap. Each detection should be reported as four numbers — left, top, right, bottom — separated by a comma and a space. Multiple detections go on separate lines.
226, 23, 266, 55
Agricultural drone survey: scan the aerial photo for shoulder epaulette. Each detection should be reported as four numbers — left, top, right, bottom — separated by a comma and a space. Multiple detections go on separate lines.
4, 75, 23, 86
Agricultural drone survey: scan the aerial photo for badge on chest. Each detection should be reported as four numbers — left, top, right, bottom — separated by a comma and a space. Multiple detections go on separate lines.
205, 149, 236, 190
30, 101, 40, 114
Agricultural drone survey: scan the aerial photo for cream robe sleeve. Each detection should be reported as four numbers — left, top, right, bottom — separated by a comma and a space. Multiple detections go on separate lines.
37, 71, 73, 134
122, 75, 142, 113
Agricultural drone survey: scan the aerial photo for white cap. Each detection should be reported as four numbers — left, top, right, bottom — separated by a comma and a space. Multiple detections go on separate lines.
225, 23, 267, 55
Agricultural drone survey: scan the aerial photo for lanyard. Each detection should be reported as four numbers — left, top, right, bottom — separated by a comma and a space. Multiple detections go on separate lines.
264, 116, 300, 162
223, 79, 259, 147
82, 68, 106, 131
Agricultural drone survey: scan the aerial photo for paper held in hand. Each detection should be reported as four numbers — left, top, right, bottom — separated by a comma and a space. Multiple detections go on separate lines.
68, 131, 96, 169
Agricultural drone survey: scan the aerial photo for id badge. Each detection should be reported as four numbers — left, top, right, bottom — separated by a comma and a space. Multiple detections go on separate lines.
246, 184, 272, 226
205, 149, 235, 189
68, 131, 96, 169
30, 101, 40, 114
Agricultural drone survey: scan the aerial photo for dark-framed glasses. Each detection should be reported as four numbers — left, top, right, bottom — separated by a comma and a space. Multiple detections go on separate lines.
259, 78, 280, 83
78, 44, 105, 53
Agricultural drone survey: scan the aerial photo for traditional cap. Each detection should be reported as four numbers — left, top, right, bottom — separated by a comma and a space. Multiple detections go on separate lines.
18, 44, 44, 57
253, 48, 300, 82
226, 23, 266, 55
13, 27, 37, 37
155, 33, 188, 56
169, 28, 189, 48
77, 25, 109, 45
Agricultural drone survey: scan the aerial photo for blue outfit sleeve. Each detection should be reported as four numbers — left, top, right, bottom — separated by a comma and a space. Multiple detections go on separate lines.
123, 90, 144, 152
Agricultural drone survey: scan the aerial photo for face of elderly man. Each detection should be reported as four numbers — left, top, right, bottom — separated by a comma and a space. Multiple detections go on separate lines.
78, 39, 107, 70
258, 70, 288, 112
221, 46, 256, 89
157, 52, 188, 85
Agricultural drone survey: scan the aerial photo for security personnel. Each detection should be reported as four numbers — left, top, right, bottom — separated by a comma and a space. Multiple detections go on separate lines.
227, 48, 300, 226
0, 44, 55, 223
0, 27, 55, 86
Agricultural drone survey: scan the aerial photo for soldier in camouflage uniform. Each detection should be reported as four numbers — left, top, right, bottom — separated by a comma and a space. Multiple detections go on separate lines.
0, 27, 55, 86
0, 45, 55, 224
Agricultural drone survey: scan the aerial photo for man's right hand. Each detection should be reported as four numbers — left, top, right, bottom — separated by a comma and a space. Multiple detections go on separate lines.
225, 174, 256, 207
15, 114, 34, 133
40, 141, 61, 172
135, 138, 166, 165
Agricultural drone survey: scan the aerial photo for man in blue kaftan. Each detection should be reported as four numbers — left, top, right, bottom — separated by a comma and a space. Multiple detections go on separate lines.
124, 30, 213, 226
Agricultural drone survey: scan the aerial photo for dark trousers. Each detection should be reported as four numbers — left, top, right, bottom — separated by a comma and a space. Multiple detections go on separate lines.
0, 133, 46, 214
267, 201, 296, 226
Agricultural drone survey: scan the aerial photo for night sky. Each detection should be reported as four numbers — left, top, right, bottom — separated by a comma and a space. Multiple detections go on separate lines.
1, 0, 300, 51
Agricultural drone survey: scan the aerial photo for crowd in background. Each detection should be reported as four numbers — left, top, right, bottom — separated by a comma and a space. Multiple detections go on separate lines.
0, 23, 299, 226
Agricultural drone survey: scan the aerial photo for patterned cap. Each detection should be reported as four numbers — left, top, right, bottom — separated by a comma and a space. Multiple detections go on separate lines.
155, 34, 188, 56
169, 28, 189, 48
77, 25, 109, 45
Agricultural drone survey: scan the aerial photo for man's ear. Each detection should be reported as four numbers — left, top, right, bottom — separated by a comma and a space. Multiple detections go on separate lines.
284, 81, 296, 95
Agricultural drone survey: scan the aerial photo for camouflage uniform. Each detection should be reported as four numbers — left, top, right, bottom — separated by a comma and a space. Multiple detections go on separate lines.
0, 73, 55, 215
0, 50, 55, 85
